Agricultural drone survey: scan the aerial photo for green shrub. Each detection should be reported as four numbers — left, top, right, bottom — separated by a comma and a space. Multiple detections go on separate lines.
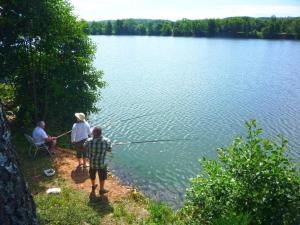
145, 202, 179, 225
183, 120, 300, 225
212, 212, 252, 225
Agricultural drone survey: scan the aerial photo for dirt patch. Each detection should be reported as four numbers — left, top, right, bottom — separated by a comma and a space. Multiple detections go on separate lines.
54, 148, 133, 203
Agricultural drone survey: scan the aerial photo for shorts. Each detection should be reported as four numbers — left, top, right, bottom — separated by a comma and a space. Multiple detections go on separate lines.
75, 139, 87, 158
89, 167, 107, 181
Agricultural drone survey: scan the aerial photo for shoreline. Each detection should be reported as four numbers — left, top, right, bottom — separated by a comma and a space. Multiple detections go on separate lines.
54, 148, 145, 204
108, 164, 185, 210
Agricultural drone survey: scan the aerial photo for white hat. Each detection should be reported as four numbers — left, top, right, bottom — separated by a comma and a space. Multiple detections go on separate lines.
75, 112, 86, 121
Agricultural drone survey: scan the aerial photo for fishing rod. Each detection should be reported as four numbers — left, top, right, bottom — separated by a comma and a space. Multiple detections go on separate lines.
112, 137, 197, 146
55, 137, 198, 158
55, 111, 163, 139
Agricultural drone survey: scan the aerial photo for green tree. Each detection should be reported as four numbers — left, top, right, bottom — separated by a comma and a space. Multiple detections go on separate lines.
151, 23, 163, 35
161, 22, 172, 36
183, 120, 300, 225
105, 21, 112, 35
179, 19, 193, 36
173, 22, 183, 36
262, 16, 279, 38
114, 19, 124, 35
292, 19, 300, 39
192, 20, 207, 37
208, 19, 217, 36
123, 19, 138, 35
135, 24, 147, 35
81, 20, 92, 34
0, 0, 105, 129
90, 21, 98, 35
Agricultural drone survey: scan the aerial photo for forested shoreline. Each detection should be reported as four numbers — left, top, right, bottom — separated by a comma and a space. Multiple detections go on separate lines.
84, 17, 300, 39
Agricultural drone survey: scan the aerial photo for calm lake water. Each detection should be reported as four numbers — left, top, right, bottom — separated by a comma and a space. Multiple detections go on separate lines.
90, 36, 300, 208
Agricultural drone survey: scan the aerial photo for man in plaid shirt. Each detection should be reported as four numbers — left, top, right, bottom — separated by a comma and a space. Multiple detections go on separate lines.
84, 127, 112, 194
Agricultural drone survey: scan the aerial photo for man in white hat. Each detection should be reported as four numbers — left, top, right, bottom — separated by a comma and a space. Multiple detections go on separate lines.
71, 112, 91, 167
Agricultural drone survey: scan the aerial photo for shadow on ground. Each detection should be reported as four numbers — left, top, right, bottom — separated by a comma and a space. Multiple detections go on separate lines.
71, 165, 90, 184
88, 190, 114, 216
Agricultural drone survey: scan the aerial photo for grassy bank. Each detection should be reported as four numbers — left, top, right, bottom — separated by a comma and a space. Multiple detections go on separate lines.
14, 132, 178, 225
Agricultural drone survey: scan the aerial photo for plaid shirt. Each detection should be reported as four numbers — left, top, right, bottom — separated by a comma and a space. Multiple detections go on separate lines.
84, 136, 112, 169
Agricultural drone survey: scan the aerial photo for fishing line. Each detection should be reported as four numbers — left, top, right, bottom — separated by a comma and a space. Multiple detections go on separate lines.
55, 110, 166, 139
112, 137, 199, 146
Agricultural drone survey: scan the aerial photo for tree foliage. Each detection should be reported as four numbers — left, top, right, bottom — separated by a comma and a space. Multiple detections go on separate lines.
0, 0, 105, 130
83, 17, 300, 40
181, 120, 300, 225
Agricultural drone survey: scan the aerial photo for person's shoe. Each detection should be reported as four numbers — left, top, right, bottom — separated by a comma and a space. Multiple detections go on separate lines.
92, 184, 98, 191
99, 189, 109, 195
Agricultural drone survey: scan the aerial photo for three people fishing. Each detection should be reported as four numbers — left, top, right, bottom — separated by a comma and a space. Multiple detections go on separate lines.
32, 112, 112, 195
32, 112, 192, 195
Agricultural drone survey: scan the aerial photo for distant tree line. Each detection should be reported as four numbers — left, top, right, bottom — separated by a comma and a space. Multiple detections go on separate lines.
83, 17, 300, 39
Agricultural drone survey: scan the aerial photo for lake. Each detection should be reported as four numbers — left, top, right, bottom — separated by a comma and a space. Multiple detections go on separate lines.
90, 35, 300, 208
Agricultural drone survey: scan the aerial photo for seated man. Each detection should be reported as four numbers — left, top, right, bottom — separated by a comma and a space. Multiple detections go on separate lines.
84, 127, 112, 195
32, 121, 56, 153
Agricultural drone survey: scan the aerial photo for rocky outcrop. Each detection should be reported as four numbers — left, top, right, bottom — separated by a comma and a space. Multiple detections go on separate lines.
0, 102, 39, 225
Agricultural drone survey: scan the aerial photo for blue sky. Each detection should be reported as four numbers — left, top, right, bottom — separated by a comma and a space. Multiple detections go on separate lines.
69, 0, 300, 21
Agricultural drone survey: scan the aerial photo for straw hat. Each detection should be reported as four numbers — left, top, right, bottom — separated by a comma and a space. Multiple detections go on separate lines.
75, 112, 86, 121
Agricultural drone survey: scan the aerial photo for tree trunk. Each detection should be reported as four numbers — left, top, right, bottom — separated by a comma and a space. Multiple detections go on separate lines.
0, 102, 40, 225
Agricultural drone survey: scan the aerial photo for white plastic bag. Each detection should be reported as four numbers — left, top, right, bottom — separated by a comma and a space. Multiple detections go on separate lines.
46, 187, 61, 194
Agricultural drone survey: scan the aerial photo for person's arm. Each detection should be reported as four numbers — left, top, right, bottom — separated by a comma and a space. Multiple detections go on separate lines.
40, 129, 49, 142
87, 122, 92, 137
47, 132, 57, 141
46, 136, 56, 141
71, 124, 76, 144
83, 140, 90, 158
107, 138, 112, 152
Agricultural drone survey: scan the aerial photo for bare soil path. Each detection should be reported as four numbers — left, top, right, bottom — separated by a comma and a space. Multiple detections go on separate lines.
54, 148, 133, 203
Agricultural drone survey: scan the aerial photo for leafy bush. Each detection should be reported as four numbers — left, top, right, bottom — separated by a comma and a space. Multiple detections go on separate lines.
212, 212, 252, 225
144, 202, 180, 225
182, 120, 300, 225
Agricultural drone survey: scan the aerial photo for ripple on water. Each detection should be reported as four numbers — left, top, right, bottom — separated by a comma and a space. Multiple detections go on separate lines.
91, 36, 300, 207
